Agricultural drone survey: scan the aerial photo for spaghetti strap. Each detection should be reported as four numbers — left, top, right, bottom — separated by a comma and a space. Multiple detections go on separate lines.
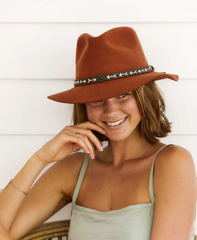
72, 154, 90, 208
149, 144, 173, 203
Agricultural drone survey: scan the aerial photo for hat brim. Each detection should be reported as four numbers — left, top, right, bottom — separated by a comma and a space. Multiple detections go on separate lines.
47, 72, 178, 104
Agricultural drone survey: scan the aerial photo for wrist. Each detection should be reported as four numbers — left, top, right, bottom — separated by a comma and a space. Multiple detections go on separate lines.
28, 152, 49, 169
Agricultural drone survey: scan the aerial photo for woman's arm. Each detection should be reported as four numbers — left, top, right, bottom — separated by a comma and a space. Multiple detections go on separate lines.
9, 152, 84, 239
0, 122, 106, 239
151, 145, 196, 240
0, 224, 14, 240
0, 153, 47, 231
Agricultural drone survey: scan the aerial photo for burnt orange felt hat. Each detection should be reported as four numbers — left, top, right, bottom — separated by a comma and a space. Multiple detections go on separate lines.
48, 27, 178, 104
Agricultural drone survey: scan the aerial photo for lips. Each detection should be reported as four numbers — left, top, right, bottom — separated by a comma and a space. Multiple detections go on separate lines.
105, 117, 127, 127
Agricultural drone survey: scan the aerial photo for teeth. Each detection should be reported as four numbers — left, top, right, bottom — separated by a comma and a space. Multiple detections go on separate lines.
106, 118, 126, 126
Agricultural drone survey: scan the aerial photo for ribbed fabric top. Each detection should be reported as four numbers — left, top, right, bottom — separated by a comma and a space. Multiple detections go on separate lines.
68, 144, 195, 240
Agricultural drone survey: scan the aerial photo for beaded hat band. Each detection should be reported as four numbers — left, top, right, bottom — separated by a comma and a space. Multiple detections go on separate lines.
74, 65, 154, 86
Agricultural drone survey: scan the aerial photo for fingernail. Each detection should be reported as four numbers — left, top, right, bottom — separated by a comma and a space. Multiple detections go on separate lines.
92, 154, 95, 159
100, 146, 103, 151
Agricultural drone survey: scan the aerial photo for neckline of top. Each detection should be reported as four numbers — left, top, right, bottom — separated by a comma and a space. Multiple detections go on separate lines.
72, 144, 173, 215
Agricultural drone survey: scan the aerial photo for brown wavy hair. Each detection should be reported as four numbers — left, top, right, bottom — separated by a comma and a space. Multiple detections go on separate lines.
72, 81, 171, 144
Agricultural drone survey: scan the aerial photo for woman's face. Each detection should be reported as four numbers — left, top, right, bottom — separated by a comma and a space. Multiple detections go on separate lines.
85, 92, 142, 142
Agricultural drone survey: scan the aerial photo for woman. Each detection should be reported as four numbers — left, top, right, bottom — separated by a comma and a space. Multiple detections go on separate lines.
0, 26, 196, 240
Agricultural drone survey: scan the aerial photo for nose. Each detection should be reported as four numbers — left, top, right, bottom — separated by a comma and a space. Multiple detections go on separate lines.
103, 98, 119, 117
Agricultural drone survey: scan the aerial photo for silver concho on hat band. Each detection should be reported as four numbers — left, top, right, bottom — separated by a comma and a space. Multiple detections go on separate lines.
74, 65, 154, 87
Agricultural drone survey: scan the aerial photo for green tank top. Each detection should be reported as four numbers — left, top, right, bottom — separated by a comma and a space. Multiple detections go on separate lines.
68, 145, 195, 240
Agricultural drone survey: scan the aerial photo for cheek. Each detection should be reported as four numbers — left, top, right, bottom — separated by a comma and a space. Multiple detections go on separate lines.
86, 106, 99, 123
123, 98, 141, 117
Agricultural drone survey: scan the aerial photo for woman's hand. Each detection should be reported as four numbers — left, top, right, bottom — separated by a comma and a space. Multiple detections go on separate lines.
35, 121, 106, 164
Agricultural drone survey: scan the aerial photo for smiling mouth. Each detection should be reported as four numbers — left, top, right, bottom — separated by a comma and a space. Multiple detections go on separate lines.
105, 117, 127, 127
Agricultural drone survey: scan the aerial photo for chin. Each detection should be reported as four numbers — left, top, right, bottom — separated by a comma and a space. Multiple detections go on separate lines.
107, 132, 132, 142
106, 124, 141, 142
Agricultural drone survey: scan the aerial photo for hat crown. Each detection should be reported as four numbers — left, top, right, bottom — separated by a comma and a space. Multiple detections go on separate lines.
75, 27, 148, 80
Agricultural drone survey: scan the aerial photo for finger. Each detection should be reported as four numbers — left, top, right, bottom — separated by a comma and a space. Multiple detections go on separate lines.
64, 129, 96, 159
72, 128, 103, 152
67, 130, 95, 158
62, 130, 91, 155
64, 123, 105, 153
76, 134, 95, 159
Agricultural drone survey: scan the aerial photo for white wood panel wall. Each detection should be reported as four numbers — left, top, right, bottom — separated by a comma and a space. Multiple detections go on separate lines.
0, 0, 196, 22
0, 0, 197, 227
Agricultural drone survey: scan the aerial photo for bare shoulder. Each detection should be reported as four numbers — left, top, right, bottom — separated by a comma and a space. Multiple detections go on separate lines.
38, 152, 87, 199
49, 151, 86, 181
154, 144, 196, 199
155, 144, 195, 171
53, 151, 86, 171
151, 146, 196, 239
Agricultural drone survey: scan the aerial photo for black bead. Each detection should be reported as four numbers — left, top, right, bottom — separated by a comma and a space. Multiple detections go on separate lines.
98, 75, 104, 82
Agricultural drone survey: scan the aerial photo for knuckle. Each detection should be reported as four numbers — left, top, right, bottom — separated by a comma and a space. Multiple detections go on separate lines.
60, 131, 66, 138
60, 132, 68, 142
87, 129, 92, 135
84, 121, 91, 126
62, 130, 69, 136
63, 126, 72, 133
78, 138, 84, 144
84, 136, 89, 142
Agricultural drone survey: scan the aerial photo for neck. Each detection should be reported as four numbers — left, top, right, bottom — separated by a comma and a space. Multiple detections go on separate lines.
100, 127, 154, 167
